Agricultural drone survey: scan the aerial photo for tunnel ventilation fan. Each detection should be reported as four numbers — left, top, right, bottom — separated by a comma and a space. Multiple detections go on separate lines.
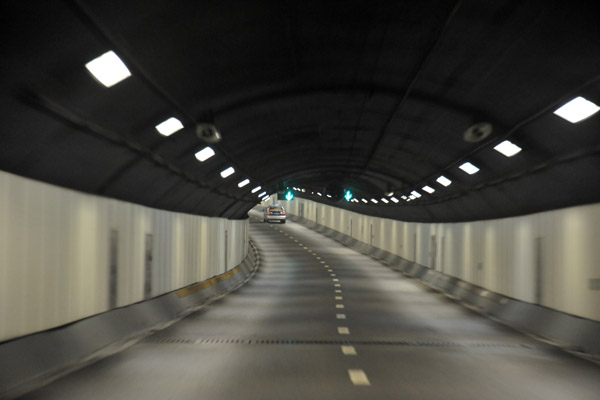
463, 122, 492, 143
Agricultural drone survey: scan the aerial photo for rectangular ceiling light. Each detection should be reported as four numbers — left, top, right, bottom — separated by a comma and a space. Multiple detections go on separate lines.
262, 195, 270, 201
195, 146, 215, 162
381, 198, 389, 204
411, 190, 421, 198
553, 96, 600, 123
370, 198, 378, 204
155, 117, 184, 136
459, 162, 479, 175
494, 140, 522, 157
220, 166, 235, 178
317, 192, 322, 196
422, 186, 435, 194
409, 195, 416, 200
85, 51, 131, 87
237, 179, 250, 188
251, 186, 261, 193
390, 197, 399, 203
361, 198, 368, 203
436, 175, 452, 186
257, 191, 266, 197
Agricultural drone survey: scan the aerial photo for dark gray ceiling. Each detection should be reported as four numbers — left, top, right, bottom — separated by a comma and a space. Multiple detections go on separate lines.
2, 1, 600, 222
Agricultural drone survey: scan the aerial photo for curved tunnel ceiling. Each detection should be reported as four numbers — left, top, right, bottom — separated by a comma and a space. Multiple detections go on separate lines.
2, 1, 600, 222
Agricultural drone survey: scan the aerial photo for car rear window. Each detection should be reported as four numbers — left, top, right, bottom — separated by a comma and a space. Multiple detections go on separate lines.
269, 207, 283, 212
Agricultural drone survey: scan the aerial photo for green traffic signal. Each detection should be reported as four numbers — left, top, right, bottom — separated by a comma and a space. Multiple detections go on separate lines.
285, 190, 294, 201
344, 190, 353, 201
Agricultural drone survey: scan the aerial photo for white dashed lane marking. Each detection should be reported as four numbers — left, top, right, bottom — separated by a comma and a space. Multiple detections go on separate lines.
336, 313, 346, 319
335, 304, 344, 309
332, 278, 339, 282
348, 369, 370, 386
335, 289, 342, 293
334, 283, 341, 287
341, 345, 357, 356
335, 296, 343, 300
338, 327, 350, 335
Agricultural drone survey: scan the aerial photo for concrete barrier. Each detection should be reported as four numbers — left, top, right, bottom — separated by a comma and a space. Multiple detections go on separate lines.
0, 241, 260, 400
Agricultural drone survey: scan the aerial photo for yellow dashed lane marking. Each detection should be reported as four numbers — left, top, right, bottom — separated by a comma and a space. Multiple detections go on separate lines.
348, 369, 370, 386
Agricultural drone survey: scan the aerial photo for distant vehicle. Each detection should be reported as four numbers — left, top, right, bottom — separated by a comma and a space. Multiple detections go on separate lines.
263, 204, 286, 223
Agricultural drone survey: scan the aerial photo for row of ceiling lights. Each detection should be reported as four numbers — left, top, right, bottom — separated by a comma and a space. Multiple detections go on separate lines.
289, 96, 599, 207
85, 50, 268, 202
85, 51, 599, 207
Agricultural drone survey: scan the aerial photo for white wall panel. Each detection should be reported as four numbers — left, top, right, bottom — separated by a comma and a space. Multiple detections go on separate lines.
0, 170, 249, 341
288, 197, 600, 322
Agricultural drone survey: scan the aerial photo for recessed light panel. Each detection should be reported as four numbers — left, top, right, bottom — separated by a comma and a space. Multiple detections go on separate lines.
390, 197, 399, 203
251, 186, 261, 193
553, 96, 600, 123
411, 190, 421, 198
155, 117, 184, 136
257, 191, 266, 197
195, 146, 215, 162
85, 51, 131, 87
422, 186, 435, 194
361, 198, 368, 203
494, 140, 522, 157
238, 179, 250, 187
436, 176, 452, 186
459, 162, 479, 175
220, 166, 235, 178
381, 198, 389, 203
370, 199, 378, 204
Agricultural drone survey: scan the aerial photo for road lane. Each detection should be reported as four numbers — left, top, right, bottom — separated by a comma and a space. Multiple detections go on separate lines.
20, 214, 600, 399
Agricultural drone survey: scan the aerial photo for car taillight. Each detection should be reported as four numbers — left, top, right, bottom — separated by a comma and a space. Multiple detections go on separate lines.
281, 212, 286, 215
268, 212, 274, 215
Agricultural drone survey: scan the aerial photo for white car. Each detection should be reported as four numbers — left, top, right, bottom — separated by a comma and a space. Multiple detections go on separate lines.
263, 204, 286, 223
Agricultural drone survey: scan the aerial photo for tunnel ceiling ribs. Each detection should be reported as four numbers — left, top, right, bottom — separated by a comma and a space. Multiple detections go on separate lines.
1, 1, 600, 221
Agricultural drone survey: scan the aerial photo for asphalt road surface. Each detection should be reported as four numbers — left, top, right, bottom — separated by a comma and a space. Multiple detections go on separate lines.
20, 214, 600, 399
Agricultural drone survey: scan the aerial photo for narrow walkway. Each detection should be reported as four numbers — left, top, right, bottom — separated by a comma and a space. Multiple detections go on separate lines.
21, 215, 600, 399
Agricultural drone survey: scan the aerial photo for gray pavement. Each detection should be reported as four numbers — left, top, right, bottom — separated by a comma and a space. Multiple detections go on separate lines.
20, 215, 600, 399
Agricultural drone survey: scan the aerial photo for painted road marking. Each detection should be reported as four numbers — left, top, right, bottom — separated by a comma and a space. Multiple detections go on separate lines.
320, 261, 326, 264
336, 304, 344, 309
348, 369, 370, 386
341, 345, 356, 356
324, 265, 329, 268
338, 327, 350, 335
330, 273, 336, 276
303, 247, 308, 249
333, 278, 339, 282
336, 313, 346, 319
335, 296, 343, 300
335, 289, 342, 293
334, 283, 341, 287
316, 256, 321, 259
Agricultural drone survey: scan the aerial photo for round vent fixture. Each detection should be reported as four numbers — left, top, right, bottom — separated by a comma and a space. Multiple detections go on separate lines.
463, 122, 492, 143
196, 123, 222, 143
